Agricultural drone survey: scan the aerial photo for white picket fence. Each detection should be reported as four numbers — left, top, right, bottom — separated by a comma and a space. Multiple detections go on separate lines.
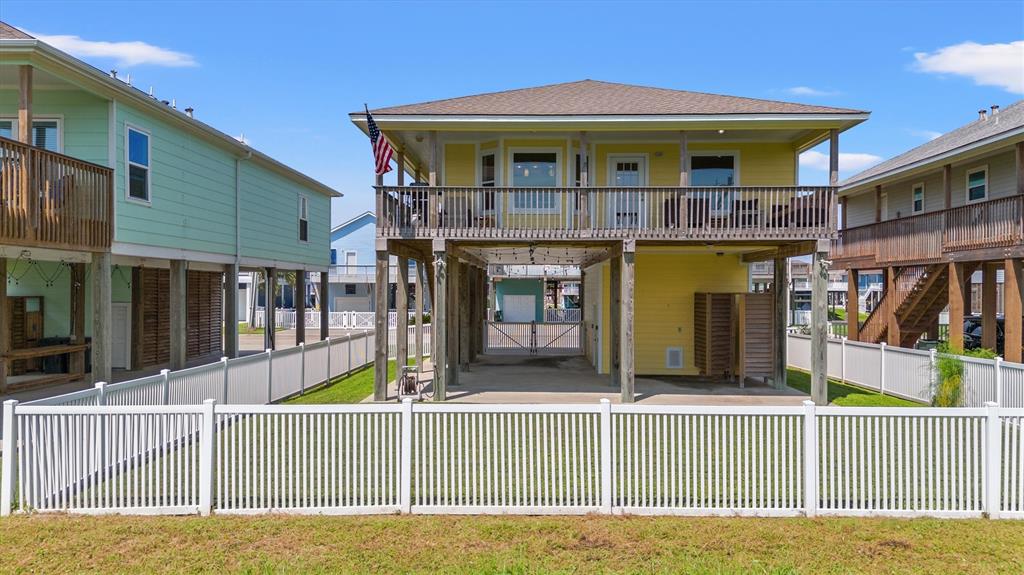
253, 310, 417, 330
787, 334, 1024, 408
2, 399, 1022, 518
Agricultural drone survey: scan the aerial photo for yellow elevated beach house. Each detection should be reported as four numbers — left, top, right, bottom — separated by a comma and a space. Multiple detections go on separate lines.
351, 80, 868, 403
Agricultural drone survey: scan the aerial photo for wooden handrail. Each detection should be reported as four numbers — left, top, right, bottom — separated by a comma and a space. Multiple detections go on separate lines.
833, 195, 1024, 265
375, 185, 836, 240
0, 136, 113, 252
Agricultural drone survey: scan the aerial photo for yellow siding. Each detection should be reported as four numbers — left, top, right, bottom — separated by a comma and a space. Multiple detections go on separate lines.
594, 142, 795, 187
600, 251, 749, 375
444, 143, 476, 186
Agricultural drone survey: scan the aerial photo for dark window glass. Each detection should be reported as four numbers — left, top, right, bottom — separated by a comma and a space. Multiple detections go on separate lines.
299, 219, 309, 242
481, 154, 495, 187
128, 164, 148, 200
691, 155, 735, 186
344, 284, 357, 295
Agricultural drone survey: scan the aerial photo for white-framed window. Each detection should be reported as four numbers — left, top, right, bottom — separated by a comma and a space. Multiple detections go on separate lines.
911, 182, 925, 214
125, 125, 151, 203
508, 148, 561, 213
298, 195, 309, 242
966, 166, 987, 203
0, 117, 63, 152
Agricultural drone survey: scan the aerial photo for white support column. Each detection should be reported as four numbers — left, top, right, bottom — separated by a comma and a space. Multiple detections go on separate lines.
803, 400, 818, 517
92, 252, 112, 383
599, 398, 612, 513
400, 397, 413, 513
1, 400, 16, 516
984, 401, 1001, 519
169, 259, 188, 370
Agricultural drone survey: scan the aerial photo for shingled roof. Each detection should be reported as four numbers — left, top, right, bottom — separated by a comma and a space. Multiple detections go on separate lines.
366, 80, 866, 116
0, 22, 33, 40
843, 100, 1024, 188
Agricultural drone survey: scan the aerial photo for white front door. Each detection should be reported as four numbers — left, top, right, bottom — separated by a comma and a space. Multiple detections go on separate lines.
607, 156, 647, 228
111, 302, 131, 370
502, 295, 535, 323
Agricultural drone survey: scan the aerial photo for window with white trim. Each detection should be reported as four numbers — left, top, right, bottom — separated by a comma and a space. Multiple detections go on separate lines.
511, 151, 559, 212
0, 118, 61, 152
126, 126, 151, 202
966, 167, 987, 202
912, 183, 925, 214
298, 195, 309, 242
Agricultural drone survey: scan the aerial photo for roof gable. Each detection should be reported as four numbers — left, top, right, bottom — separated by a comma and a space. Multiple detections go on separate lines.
843, 100, 1024, 188
364, 80, 866, 117
0, 22, 32, 40
330, 211, 375, 240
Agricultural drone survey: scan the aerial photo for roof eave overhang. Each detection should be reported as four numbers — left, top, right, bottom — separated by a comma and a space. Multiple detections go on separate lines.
349, 112, 869, 134
1, 40, 342, 198
839, 126, 1024, 196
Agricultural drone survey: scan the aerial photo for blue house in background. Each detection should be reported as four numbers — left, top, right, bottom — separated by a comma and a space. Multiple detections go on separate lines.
329, 211, 378, 312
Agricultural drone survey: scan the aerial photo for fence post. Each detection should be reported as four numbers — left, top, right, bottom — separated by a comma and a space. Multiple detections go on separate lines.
299, 342, 306, 395
984, 401, 1001, 519
841, 337, 847, 384
364, 329, 370, 368
803, 400, 817, 518
326, 337, 332, 382
994, 357, 1003, 407
929, 348, 938, 402
220, 356, 230, 403
1, 400, 17, 516
95, 381, 107, 406
599, 398, 613, 514
199, 399, 216, 516
266, 348, 273, 403
346, 335, 352, 377
400, 398, 413, 514
161, 369, 170, 405
879, 342, 887, 395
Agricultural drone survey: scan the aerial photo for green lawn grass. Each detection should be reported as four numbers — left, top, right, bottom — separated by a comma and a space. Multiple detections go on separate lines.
0, 514, 1019, 574
284, 360, 419, 404
786, 368, 921, 407
237, 322, 285, 335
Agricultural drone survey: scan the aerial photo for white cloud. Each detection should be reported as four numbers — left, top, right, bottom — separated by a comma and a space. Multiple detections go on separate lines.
909, 129, 943, 141
914, 41, 1024, 94
785, 86, 840, 97
29, 31, 197, 67
800, 150, 882, 172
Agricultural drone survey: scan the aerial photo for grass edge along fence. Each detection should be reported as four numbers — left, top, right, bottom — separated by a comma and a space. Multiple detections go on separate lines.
787, 334, 1024, 408
1, 400, 1022, 519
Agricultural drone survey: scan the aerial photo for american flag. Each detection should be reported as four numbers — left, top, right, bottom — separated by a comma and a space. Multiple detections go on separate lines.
366, 108, 393, 176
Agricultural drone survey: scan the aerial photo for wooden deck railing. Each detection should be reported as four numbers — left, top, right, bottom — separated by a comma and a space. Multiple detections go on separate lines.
377, 186, 836, 240
0, 136, 113, 252
833, 195, 1024, 266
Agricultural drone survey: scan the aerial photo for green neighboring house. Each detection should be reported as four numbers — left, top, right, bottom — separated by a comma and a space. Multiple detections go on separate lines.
0, 22, 340, 392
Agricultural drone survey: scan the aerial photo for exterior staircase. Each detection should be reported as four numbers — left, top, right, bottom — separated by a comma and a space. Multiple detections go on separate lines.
858, 263, 978, 347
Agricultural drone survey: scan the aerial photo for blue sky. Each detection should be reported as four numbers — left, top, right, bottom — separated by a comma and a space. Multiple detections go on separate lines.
5, 1, 1022, 226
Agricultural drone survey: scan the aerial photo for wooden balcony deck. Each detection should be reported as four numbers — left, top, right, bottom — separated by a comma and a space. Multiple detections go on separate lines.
376, 185, 836, 241
832, 195, 1024, 268
0, 136, 113, 252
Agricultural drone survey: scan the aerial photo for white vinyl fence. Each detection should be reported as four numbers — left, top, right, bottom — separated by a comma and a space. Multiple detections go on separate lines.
22, 326, 432, 410
3, 400, 1022, 519
253, 310, 415, 330
787, 334, 1024, 408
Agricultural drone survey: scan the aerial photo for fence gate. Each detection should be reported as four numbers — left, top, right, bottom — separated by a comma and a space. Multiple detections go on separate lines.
486, 321, 583, 355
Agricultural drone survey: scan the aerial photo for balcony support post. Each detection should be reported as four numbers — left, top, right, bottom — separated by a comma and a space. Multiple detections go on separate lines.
92, 252, 112, 384
811, 240, 829, 405
224, 262, 239, 358
459, 263, 470, 372
1005, 258, 1022, 363
982, 262, 998, 350
578, 132, 590, 232
374, 243, 389, 401
620, 241, 636, 403
396, 256, 409, 370
319, 270, 329, 341
432, 240, 447, 400
0, 258, 7, 392
610, 252, 621, 390
295, 270, 306, 345
428, 131, 438, 230
874, 185, 882, 223
948, 262, 966, 351
415, 260, 424, 372
772, 257, 788, 389
446, 253, 460, 388
846, 268, 859, 341
169, 259, 187, 371
886, 266, 902, 347
17, 66, 31, 145
828, 129, 839, 186
396, 149, 405, 186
